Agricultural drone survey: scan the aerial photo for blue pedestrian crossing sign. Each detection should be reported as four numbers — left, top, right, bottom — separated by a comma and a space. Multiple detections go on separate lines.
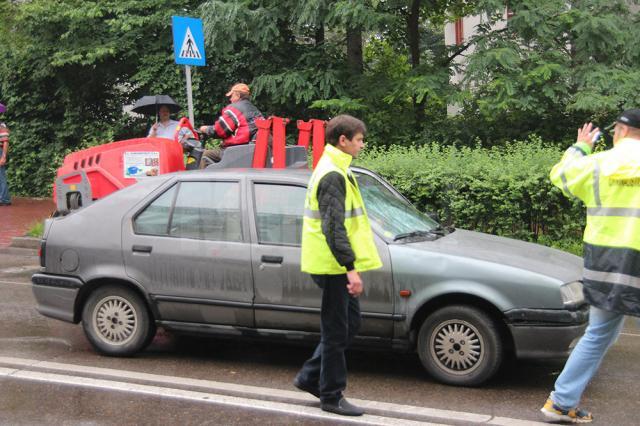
172, 16, 206, 66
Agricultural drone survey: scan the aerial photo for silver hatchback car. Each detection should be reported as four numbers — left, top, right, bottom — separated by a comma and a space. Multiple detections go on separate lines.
32, 167, 588, 386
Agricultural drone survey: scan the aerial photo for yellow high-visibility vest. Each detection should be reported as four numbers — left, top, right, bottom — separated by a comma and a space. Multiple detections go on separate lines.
301, 144, 382, 275
550, 137, 640, 315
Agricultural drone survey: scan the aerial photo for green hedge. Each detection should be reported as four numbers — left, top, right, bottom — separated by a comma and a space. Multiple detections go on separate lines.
355, 138, 585, 256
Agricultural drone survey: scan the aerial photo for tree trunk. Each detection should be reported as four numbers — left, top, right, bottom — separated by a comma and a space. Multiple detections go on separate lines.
315, 25, 324, 46
408, 0, 421, 68
407, 0, 424, 129
346, 27, 363, 74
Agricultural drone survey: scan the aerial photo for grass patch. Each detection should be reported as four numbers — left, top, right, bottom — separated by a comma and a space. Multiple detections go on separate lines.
25, 221, 44, 238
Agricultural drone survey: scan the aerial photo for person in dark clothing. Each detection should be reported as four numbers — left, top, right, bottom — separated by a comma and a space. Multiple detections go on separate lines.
198, 83, 263, 167
295, 115, 382, 416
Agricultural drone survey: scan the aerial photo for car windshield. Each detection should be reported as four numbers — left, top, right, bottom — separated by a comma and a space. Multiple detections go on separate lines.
355, 171, 441, 241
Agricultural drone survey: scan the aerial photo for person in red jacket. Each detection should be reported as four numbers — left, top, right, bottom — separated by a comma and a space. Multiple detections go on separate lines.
198, 83, 263, 167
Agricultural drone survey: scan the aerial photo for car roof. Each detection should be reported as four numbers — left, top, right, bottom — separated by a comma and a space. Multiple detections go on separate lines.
134, 165, 375, 189
170, 167, 313, 184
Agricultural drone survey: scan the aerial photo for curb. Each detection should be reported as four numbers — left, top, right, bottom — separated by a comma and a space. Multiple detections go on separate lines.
0, 356, 547, 426
10, 236, 40, 250
0, 246, 38, 256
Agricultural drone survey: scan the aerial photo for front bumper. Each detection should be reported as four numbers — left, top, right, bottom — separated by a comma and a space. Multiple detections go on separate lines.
31, 273, 83, 323
505, 304, 589, 359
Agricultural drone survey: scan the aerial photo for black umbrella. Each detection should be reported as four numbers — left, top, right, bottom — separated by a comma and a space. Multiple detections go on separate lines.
131, 95, 181, 117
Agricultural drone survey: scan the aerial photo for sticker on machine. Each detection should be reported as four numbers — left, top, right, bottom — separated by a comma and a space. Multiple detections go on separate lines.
124, 151, 160, 178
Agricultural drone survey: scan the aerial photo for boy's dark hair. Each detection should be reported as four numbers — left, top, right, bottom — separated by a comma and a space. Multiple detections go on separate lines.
237, 92, 251, 101
325, 115, 366, 146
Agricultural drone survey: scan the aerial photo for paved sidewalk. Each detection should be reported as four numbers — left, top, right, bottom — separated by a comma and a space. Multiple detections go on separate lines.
0, 197, 55, 247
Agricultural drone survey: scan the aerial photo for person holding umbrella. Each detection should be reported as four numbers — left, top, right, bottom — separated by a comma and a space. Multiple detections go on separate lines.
131, 95, 184, 140
0, 102, 11, 206
148, 105, 181, 139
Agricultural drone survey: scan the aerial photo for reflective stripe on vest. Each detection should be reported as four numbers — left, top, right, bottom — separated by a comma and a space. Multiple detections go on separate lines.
587, 207, 640, 217
304, 207, 364, 220
584, 268, 640, 290
593, 160, 602, 206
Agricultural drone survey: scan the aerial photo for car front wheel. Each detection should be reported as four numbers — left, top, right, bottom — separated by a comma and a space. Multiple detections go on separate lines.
417, 305, 503, 386
82, 285, 156, 356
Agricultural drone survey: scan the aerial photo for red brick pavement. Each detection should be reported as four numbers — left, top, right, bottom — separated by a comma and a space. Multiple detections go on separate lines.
0, 197, 55, 247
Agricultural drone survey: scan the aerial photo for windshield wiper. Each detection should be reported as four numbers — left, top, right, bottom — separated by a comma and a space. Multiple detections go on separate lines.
429, 225, 447, 236
393, 230, 433, 241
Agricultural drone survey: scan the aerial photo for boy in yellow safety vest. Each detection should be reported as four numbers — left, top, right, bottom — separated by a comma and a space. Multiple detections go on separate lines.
294, 115, 382, 417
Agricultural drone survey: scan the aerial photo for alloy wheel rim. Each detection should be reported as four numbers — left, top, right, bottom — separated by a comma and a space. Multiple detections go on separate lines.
429, 319, 484, 375
92, 295, 138, 346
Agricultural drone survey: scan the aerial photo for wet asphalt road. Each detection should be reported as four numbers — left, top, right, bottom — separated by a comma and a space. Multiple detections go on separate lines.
1, 249, 639, 425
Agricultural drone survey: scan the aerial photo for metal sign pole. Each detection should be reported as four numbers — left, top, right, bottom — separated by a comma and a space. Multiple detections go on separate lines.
185, 65, 195, 126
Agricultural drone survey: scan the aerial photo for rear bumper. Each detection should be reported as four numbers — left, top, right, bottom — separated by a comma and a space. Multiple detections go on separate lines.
31, 273, 83, 323
505, 305, 589, 359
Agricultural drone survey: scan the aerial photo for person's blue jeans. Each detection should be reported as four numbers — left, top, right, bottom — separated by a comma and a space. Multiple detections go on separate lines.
550, 306, 626, 409
296, 274, 361, 403
0, 152, 10, 203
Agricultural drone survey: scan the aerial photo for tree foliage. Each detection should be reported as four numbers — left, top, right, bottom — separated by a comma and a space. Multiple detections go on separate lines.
457, 0, 640, 141
0, 0, 206, 196
0, 0, 639, 197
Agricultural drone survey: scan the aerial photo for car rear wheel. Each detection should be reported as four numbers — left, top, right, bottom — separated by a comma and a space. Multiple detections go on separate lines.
417, 305, 503, 386
82, 285, 156, 356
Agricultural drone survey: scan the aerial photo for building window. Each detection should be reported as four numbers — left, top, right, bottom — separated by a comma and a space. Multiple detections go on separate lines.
455, 18, 464, 45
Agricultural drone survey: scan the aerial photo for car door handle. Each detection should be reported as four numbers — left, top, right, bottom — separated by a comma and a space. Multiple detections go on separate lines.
261, 255, 283, 264
132, 245, 153, 254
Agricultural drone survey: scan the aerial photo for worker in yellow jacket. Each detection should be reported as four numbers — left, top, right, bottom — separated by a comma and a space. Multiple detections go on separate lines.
294, 115, 382, 417
541, 109, 640, 423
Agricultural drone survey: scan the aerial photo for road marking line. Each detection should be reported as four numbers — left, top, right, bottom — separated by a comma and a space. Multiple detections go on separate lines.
0, 368, 444, 426
0, 266, 39, 274
620, 332, 640, 337
0, 356, 547, 425
0, 337, 72, 347
0, 280, 31, 286
0, 356, 486, 423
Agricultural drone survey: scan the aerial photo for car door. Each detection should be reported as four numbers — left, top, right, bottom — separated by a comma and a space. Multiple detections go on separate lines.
248, 180, 395, 338
122, 178, 253, 327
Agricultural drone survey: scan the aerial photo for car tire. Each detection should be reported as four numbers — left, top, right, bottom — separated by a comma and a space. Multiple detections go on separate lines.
417, 305, 503, 386
81, 285, 156, 356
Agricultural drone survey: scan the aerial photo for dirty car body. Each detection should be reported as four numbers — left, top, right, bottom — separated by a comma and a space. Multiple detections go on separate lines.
32, 167, 588, 386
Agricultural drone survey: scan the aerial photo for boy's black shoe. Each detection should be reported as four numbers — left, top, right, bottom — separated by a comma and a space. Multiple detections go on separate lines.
293, 377, 320, 398
321, 398, 364, 416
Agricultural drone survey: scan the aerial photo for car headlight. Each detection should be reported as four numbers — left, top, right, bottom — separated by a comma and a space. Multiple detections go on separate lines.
560, 281, 585, 308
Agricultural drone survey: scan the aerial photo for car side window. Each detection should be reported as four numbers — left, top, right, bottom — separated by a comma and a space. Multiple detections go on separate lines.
134, 185, 177, 236
253, 183, 306, 246
170, 181, 242, 242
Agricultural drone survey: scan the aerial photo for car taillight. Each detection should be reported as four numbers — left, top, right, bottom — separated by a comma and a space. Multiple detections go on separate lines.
39, 240, 46, 268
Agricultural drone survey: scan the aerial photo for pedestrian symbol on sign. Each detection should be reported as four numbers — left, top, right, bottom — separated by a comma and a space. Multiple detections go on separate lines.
180, 27, 202, 60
